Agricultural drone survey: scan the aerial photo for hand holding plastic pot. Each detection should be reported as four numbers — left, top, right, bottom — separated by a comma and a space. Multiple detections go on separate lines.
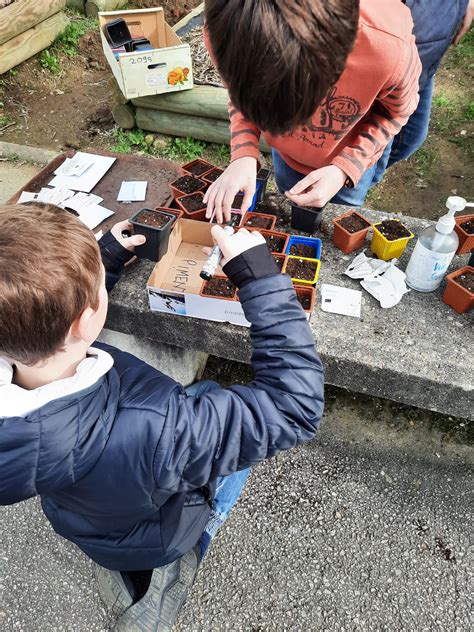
202, 225, 266, 268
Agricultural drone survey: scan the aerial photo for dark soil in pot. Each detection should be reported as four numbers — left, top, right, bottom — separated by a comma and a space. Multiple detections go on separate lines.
204, 168, 223, 183
232, 194, 244, 210
133, 209, 171, 228
180, 193, 206, 213
296, 292, 311, 310
257, 168, 270, 179
337, 213, 371, 233
202, 278, 236, 298
289, 244, 317, 258
377, 220, 411, 240
286, 258, 318, 281
173, 175, 205, 194
274, 255, 285, 271
455, 270, 474, 292
244, 215, 274, 229
263, 234, 286, 253
460, 219, 474, 234
186, 162, 212, 177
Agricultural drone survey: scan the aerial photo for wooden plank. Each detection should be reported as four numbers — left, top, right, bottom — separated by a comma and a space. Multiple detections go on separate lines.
0, 11, 69, 75
66, 0, 85, 13
132, 85, 229, 121
85, 0, 123, 17
112, 103, 136, 129
0, 0, 66, 47
135, 107, 270, 153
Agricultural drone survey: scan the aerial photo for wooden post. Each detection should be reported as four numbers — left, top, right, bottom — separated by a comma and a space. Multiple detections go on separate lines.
66, 0, 85, 13
0, 12, 69, 75
85, 0, 123, 17
0, 0, 66, 47
112, 104, 136, 129
131, 85, 229, 122
135, 107, 270, 153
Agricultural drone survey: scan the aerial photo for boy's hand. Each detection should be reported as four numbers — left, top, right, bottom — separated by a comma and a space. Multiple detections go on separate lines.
204, 157, 257, 224
111, 220, 146, 251
453, 0, 473, 45
203, 225, 265, 267
285, 165, 347, 208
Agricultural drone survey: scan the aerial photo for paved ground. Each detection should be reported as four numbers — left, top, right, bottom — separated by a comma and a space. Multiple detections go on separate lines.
0, 159, 40, 203
0, 374, 471, 631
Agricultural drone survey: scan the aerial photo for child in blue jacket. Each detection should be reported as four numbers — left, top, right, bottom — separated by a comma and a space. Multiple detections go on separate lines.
0, 202, 324, 630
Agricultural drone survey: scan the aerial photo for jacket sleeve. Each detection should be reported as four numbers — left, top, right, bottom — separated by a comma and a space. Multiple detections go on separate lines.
153, 247, 324, 493
332, 36, 422, 186
98, 231, 135, 293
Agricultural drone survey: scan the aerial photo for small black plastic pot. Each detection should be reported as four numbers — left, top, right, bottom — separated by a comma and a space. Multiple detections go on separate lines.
290, 204, 325, 233
256, 168, 271, 202
130, 208, 176, 262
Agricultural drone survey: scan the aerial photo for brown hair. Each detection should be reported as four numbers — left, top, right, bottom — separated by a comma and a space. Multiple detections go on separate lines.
205, 0, 359, 135
0, 203, 102, 365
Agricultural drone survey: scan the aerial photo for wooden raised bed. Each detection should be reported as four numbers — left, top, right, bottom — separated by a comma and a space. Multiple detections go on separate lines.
0, 0, 68, 74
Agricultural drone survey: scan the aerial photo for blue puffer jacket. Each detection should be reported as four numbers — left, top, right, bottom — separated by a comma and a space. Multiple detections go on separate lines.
405, 0, 468, 86
0, 244, 324, 571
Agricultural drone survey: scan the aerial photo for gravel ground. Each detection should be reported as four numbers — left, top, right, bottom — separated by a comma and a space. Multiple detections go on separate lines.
0, 376, 471, 631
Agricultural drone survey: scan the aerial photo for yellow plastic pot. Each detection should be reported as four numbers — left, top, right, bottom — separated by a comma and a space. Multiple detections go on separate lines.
283, 256, 321, 286
371, 221, 414, 260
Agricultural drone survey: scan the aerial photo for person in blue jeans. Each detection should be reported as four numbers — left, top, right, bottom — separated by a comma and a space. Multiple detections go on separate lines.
275, 0, 472, 208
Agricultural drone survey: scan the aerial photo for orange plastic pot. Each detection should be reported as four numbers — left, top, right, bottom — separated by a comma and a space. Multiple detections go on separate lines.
182, 158, 214, 179
454, 214, 474, 255
332, 210, 371, 254
175, 192, 207, 221
242, 211, 277, 231
169, 175, 206, 199
199, 276, 237, 301
294, 285, 316, 313
443, 265, 474, 314
154, 206, 183, 223
246, 228, 289, 254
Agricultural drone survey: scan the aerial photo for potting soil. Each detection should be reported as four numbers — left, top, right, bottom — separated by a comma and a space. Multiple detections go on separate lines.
186, 162, 213, 177
180, 193, 205, 213
286, 258, 318, 281
290, 244, 317, 258
274, 255, 285, 271
257, 168, 271, 179
460, 219, 474, 234
455, 270, 474, 293
296, 292, 311, 310
134, 210, 172, 228
232, 194, 244, 210
337, 213, 370, 233
377, 220, 411, 240
264, 234, 286, 253
202, 278, 236, 297
205, 168, 223, 183
174, 175, 205, 194
244, 215, 274, 229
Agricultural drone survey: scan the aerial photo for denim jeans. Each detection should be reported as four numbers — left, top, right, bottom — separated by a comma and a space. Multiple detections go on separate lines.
185, 380, 251, 558
273, 76, 434, 208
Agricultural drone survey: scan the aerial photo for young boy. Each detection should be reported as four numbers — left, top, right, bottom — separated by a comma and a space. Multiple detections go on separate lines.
0, 203, 324, 630
203, 0, 422, 221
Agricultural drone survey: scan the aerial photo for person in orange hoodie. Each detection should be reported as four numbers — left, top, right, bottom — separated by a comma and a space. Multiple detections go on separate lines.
203, 0, 422, 224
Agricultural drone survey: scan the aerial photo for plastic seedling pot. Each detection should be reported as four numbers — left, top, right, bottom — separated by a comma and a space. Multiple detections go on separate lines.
443, 265, 474, 314
104, 18, 132, 48
211, 210, 244, 227
202, 167, 224, 185
283, 256, 320, 286
332, 210, 371, 254
294, 285, 316, 313
130, 208, 176, 262
170, 175, 206, 199
182, 159, 215, 179
290, 204, 325, 233
154, 206, 184, 222
246, 228, 289, 254
256, 167, 271, 202
242, 211, 276, 230
469, 249, 474, 267
454, 214, 474, 255
286, 235, 322, 260
371, 220, 414, 260
175, 192, 207, 221
273, 254, 287, 272
232, 184, 260, 212
200, 276, 237, 301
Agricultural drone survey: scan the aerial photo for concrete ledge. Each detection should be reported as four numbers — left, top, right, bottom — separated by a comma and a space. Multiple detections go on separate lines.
106, 205, 473, 420
0, 141, 59, 165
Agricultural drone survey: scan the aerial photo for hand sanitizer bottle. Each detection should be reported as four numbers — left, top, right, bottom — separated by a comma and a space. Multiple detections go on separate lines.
405, 196, 465, 292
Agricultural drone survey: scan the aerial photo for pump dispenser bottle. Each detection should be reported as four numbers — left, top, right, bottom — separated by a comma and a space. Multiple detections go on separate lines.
405, 196, 466, 292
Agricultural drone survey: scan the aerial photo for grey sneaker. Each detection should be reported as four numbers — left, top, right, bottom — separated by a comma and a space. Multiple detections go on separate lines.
114, 547, 200, 632
94, 565, 134, 618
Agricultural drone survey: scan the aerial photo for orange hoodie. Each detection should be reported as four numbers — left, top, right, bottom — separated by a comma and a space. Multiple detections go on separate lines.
224, 0, 421, 186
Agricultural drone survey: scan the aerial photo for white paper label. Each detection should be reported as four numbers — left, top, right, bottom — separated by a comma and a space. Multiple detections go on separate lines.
405, 241, 455, 291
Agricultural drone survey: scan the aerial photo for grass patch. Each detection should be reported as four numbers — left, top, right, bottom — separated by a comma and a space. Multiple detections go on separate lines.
445, 28, 474, 70
0, 114, 11, 126
162, 136, 206, 161
111, 128, 149, 154
413, 145, 438, 176
38, 50, 60, 74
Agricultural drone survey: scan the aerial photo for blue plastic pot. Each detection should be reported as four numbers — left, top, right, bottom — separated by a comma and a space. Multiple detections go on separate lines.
285, 235, 322, 260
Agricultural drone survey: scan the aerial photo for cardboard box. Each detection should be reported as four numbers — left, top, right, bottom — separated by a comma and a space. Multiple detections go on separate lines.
99, 8, 193, 99
147, 219, 251, 327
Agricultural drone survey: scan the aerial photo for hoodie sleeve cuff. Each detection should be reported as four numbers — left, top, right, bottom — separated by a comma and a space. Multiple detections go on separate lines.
223, 244, 280, 289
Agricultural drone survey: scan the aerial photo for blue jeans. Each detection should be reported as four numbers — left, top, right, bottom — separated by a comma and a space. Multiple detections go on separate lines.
273, 77, 434, 207
185, 380, 251, 558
